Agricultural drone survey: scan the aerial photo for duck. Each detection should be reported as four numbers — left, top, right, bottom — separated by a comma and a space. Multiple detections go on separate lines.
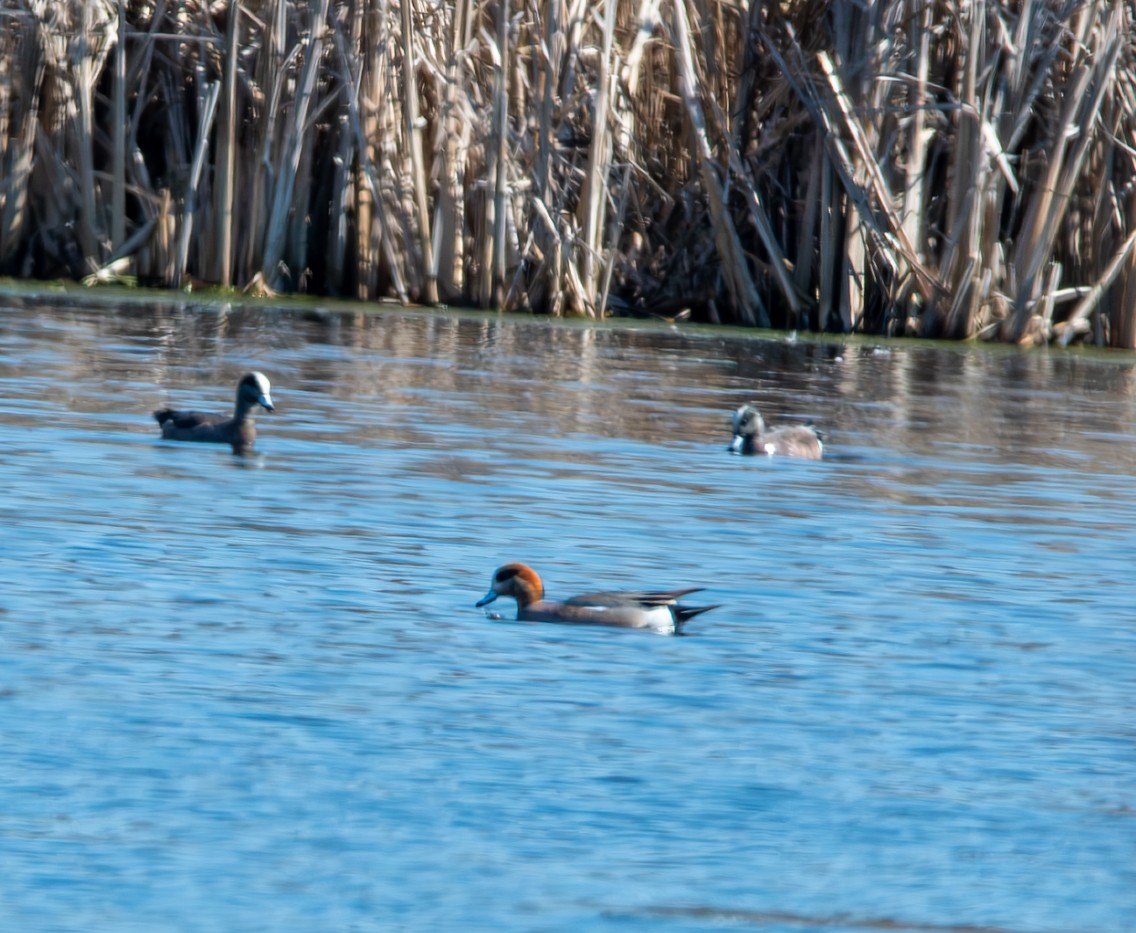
153, 372, 275, 454
476, 562, 717, 635
729, 403, 822, 459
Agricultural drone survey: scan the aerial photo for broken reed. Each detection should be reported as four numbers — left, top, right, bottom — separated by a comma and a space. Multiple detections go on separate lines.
0, 0, 1133, 346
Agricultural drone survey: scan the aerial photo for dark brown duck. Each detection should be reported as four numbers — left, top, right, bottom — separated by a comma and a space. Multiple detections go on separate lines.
154, 372, 275, 454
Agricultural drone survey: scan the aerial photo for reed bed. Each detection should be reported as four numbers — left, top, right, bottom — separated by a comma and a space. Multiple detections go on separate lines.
0, 0, 1133, 346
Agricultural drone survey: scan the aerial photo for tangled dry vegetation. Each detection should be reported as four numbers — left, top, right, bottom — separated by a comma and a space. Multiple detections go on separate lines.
0, 0, 1134, 345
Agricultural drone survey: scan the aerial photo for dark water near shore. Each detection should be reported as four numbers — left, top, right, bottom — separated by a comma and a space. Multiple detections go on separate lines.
1, 293, 1133, 932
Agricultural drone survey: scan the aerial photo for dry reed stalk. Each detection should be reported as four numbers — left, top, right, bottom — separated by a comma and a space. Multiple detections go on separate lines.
93, 216, 157, 272
901, 0, 929, 269
112, 0, 126, 251
120, 3, 165, 280
527, 0, 575, 315
1118, 183, 1136, 349
728, 135, 800, 322
530, 0, 560, 307
595, 169, 625, 317
939, 0, 984, 333
1057, 228, 1136, 346
1008, 0, 1124, 341
322, 1, 360, 296
793, 143, 822, 329
575, 0, 618, 314
491, 0, 509, 308
0, 0, 1133, 346
332, 12, 407, 302
75, 2, 102, 265
0, 7, 43, 269
476, 5, 501, 308
358, 0, 383, 299
671, 0, 766, 327
400, 0, 437, 303
212, 0, 239, 288
174, 80, 219, 286
817, 51, 935, 304
260, 0, 330, 289
595, 0, 660, 318
386, 3, 422, 297
243, 0, 288, 279
755, 26, 842, 329
433, 0, 474, 301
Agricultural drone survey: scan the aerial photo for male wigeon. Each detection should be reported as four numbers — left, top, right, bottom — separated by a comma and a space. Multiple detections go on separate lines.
729, 403, 822, 459
476, 562, 717, 635
153, 372, 275, 454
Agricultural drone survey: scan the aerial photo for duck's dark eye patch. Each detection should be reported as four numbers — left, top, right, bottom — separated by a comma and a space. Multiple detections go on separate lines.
495, 568, 519, 583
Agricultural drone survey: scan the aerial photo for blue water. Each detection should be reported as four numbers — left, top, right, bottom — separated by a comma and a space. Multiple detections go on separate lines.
1, 294, 1134, 932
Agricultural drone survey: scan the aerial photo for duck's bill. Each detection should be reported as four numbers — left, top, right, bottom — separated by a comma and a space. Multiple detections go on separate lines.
728, 435, 744, 453
476, 590, 498, 608
258, 393, 275, 411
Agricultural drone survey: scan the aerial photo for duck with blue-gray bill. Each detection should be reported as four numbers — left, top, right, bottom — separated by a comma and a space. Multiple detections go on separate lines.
729, 403, 822, 459
153, 372, 274, 454
477, 562, 717, 635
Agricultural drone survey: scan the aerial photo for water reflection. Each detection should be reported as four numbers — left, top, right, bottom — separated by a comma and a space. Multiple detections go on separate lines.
5, 293, 1135, 460
0, 290, 1134, 933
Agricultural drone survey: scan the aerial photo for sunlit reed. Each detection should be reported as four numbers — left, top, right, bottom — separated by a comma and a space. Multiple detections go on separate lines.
0, 0, 1132, 346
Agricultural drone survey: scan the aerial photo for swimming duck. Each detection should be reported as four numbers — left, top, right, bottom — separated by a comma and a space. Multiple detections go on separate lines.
476, 562, 717, 635
153, 372, 275, 454
729, 403, 822, 459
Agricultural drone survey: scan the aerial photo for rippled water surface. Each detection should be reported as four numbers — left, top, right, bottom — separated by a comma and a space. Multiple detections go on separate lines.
1, 292, 1134, 932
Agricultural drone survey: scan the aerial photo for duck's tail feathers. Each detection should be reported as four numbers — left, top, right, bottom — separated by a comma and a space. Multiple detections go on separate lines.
674, 603, 720, 633
635, 587, 704, 607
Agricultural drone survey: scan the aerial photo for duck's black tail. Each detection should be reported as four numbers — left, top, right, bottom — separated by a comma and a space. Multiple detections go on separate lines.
674, 603, 719, 634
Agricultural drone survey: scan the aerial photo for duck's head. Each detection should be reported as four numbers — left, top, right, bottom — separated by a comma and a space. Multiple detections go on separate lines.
729, 403, 764, 453
238, 372, 275, 412
477, 562, 544, 609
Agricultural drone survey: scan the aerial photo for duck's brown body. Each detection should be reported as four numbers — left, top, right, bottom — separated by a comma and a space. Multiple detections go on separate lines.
477, 562, 717, 635
154, 372, 274, 454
